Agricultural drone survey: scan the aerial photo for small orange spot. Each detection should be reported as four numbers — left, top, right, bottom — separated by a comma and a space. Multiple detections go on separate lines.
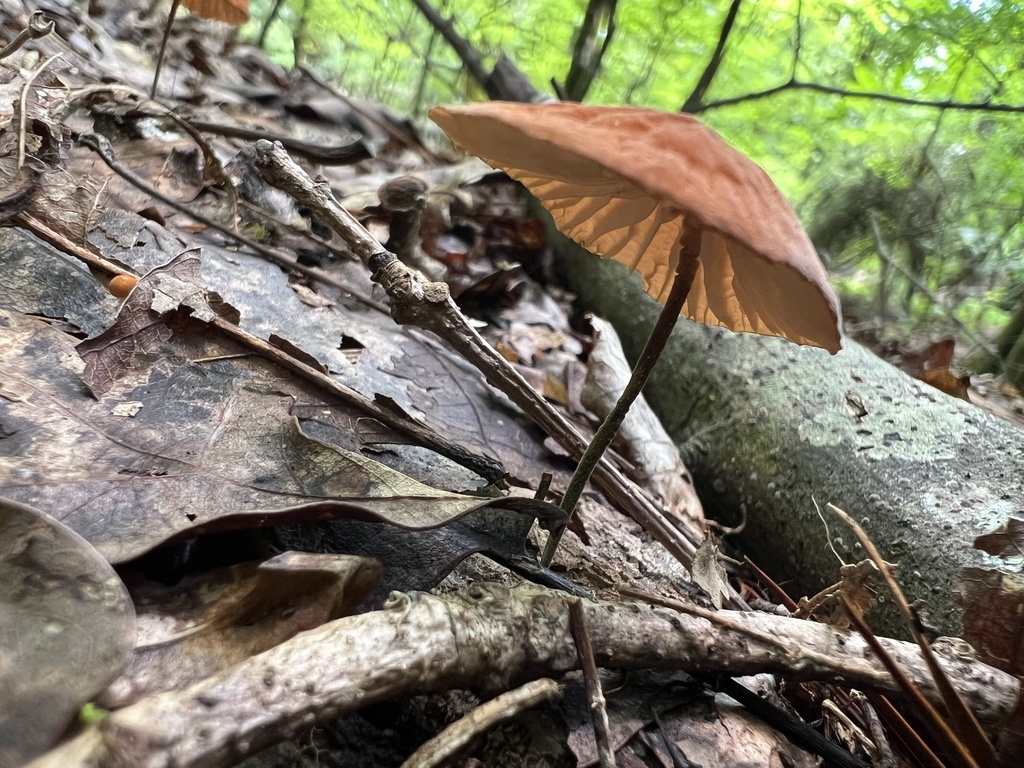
108, 275, 138, 298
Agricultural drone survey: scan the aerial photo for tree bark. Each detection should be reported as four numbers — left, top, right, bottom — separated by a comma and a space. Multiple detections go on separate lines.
563, 0, 618, 103
554, 232, 1024, 637
28, 584, 1017, 768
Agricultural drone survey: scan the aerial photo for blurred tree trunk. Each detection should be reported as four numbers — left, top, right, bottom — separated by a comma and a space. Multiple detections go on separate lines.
554, 228, 1024, 638
968, 292, 1024, 388
562, 0, 618, 102
996, 296, 1024, 389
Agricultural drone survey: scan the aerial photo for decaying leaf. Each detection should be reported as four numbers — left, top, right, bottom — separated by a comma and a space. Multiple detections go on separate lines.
275, 498, 585, 606
0, 498, 136, 767
691, 534, 729, 610
75, 209, 563, 493
101, 551, 381, 707
0, 227, 120, 337
954, 519, 1024, 675
0, 309, 563, 564
76, 248, 239, 395
382, 328, 568, 487
973, 517, 1024, 559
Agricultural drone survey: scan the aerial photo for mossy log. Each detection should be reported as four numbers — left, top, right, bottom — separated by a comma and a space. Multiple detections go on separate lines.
556, 236, 1024, 637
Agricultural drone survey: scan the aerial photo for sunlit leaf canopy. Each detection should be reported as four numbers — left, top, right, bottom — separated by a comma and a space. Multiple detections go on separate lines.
247, 0, 1024, 337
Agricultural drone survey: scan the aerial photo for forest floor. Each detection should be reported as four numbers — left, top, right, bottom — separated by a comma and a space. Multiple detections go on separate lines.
2, 3, 1022, 768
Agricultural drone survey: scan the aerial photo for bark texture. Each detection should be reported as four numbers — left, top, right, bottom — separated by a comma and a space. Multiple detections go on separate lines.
556, 235, 1024, 637
27, 584, 1018, 768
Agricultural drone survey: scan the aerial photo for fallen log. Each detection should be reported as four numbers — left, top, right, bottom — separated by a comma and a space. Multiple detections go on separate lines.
556, 235, 1024, 637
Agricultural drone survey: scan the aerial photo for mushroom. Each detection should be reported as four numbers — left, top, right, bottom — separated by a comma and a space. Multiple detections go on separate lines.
153, 0, 250, 98
429, 102, 842, 564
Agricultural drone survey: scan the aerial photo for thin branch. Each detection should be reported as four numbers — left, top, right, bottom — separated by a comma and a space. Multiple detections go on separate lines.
681, 0, 742, 113
407, 0, 489, 89
569, 598, 615, 768
830, 505, 995, 766
840, 594, 980, 768
253, 140, 715, 592
868, 211, 998, 357
791, 0, 803, 79
0, 11, 54, 60
31, 583, 1018, 768
399, 680, 561, 768
66, 134, 505, 484
256, 0, 287, 49
693, 77, 1024, 114
852, 692, 898, 768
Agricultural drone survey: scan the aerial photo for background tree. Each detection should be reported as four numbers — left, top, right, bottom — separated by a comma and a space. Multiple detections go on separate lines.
247, 0, 1024, 381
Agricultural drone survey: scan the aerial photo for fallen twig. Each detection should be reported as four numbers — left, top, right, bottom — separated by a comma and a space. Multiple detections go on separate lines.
851, 691, 897, 768
830, 503, 995, 766
253, 139, 712, 589
398, 679, 561, 768
29, 584, 1019, 768
0, 11, 53, 60
569, 598, 615, 768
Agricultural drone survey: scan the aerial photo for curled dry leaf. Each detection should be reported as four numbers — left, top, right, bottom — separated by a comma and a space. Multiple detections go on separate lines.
793, 560, 881, 630
101, 552, 381, 707
691, 534, 729, 609
0, 499, 136, 767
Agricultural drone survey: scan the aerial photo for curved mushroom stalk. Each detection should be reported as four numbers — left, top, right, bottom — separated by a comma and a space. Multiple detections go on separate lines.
430, 102, 842, 566
542, 222, 702, 564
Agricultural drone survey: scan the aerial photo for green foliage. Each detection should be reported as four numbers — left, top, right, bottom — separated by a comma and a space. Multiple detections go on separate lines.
244, 0, 1024, 343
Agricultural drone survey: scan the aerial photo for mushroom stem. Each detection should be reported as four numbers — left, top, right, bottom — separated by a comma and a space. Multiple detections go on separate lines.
542, 222, 703, 567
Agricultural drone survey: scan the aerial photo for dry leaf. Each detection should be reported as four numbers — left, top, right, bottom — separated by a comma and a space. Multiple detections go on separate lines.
691, 534, 729, 609
0, 499, 136, 766
0, 309, 562, 564
101, 552, 380, 707
181, 0, 250, 24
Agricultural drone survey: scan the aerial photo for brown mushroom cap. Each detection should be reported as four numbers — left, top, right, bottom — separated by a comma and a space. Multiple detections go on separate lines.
429, 102, 842, 353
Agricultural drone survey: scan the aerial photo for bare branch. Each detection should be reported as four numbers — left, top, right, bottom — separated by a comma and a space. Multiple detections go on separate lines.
681, 0, 742, 113
254, 139, 709, 585
31, 584, 1019, 768
407, 0, 490, 90
407, 0, 543, 102
400, 680, 561, 768
693, 78, 1024, 114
